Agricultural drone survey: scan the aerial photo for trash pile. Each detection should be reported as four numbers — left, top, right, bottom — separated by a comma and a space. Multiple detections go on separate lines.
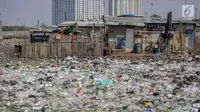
0, 39, 25, 56
0, 38, 24, 47
0, 56, 200, 112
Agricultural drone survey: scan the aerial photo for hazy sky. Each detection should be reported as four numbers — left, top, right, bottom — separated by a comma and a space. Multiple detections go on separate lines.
0, 0, 200, 26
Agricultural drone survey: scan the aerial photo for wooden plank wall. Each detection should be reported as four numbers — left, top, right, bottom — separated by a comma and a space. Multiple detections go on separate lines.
21, 43, 51, 58
72, 37, 103, 57
50, 34, 71, 58
21, 34, 103, 58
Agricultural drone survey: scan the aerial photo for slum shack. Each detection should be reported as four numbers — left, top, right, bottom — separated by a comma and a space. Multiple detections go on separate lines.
104, 16, 145, 53
171, 20, 197, 52
195, 23, 200, 52
58, 21, 104, 57
15, 22, 104, 58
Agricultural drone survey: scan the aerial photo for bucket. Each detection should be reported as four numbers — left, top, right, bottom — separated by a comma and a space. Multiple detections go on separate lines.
105, 47, 110, 56
134, 44, 141, 53
120, 40, 125, 49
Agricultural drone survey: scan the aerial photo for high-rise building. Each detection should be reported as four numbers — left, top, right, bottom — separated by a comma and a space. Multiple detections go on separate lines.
52, 0, 142, 25
108, 0, 142, 17
52, 0, 67, 25
66, 0, 76, 21
52, 0, 104, 25
75, 0, 104, 21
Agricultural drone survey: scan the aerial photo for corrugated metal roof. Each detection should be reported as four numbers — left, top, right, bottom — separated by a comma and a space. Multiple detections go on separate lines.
58, 21, 145, 27
104, 16, 145, 23
146, 19, 199, 24
58, 21, 104, 27
172, 20, 197, 24
104, 16, 145, 26
58, 17, 199, 27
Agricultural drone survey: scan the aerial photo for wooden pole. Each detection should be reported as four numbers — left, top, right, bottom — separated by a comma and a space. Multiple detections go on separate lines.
94, 17, 113, 54
168, 36, 171, 59
159, 18, 162, 53
180, 20, 183, 55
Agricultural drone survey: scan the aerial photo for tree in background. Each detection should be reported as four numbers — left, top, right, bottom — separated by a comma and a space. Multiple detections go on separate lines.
150, 14, 162, 21
2, 26, 34, 31
40, 23, 50, 29
150, 14, 162, 18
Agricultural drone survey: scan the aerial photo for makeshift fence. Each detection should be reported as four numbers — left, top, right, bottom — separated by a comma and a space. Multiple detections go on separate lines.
19, 35, 104, 58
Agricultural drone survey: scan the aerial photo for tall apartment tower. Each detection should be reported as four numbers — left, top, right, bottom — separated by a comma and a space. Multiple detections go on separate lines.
108, 0, 142, 16
66, 0, 76, 21
52, 0, 104, 25
75, 0, 104, 21
52, 0, 67, 25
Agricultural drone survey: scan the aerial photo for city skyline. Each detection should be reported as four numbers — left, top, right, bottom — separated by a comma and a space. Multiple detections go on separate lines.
52, 0, 142, 25
0, 0, 200, 26
53, 0, 104, 25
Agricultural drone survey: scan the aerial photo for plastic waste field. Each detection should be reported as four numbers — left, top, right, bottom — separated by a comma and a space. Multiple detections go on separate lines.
1, 56, 200, 112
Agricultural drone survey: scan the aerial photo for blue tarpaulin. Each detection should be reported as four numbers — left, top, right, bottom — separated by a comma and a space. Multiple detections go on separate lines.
187, 30, 195, 49
154, 52, 168, 57
52, 25, 58, 28
118, 14, 134, 17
